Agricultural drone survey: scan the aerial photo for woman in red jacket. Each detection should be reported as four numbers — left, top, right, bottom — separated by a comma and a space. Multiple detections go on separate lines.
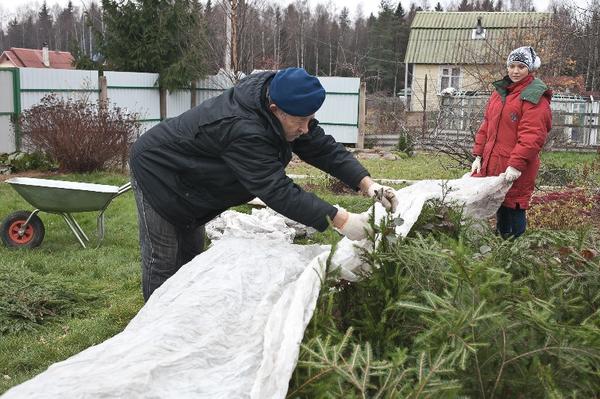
471, 46, 552, 238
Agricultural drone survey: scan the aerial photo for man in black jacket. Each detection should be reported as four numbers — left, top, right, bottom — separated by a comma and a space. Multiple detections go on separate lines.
130, 67, 397, 301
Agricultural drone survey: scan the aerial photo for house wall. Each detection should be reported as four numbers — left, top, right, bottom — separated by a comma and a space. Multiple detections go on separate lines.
410, 63, 498, 112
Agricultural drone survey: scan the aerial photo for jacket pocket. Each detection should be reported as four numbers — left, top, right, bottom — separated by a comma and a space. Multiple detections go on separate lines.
176, 175, 223, 208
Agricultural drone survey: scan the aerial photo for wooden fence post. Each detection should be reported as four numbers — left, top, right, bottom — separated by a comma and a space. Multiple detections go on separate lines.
357, 81, 366, 149
191, 81, 197, 108
98, 75, 108, 111
159, 87, 167, 120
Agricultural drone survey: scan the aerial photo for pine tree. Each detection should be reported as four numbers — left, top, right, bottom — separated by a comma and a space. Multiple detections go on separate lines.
56, 1, 76, 50
407, 3, 418, 23
458, 0, 473, 11
99, 0, 209, 90
481, 0, 495, 11
495, 0, 503, 11
435, 2, 443, 11
395, 2, 406, 18
23, 16, 36, 49
7, 18, 21, 48
37, 2, 53, 49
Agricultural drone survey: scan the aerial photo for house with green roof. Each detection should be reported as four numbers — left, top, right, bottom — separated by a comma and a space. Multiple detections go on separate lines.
404, 11, 551, 112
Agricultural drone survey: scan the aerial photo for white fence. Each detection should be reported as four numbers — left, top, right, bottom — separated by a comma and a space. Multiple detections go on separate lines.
0, 68, 362, 153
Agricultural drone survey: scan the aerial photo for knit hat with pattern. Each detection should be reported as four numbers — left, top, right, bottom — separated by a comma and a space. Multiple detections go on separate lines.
506, 46, 541, 71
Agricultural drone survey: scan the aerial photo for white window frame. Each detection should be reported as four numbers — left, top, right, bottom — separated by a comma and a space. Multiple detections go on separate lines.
438, 65, 462, 93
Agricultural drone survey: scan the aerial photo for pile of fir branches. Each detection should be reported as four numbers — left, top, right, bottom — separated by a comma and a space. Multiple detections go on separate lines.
289, 201, 600, 398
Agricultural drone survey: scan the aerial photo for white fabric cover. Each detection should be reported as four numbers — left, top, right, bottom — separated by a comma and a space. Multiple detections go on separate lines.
3, 176, 510, 399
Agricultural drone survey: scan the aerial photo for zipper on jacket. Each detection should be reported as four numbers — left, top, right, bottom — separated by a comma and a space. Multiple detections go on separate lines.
484, 95, 507, 175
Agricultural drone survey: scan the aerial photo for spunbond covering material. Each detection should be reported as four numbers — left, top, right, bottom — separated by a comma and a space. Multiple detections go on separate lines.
2, 175, 511, 399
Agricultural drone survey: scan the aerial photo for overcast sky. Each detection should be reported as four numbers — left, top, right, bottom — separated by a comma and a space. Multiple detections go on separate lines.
0, 0, 593, 22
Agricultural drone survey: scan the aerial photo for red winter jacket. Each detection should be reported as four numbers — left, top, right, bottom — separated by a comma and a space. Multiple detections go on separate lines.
472, 75, 552, 209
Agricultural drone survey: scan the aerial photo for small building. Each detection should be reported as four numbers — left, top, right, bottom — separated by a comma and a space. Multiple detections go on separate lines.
0, 46, 74, 69
404, 11, 551, 112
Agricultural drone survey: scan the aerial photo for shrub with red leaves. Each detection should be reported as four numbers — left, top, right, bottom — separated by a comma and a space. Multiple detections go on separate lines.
528, 188, 600, 229
18, 94, 140, 173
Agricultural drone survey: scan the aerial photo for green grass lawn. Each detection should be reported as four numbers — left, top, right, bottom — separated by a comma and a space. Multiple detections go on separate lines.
0, 172, 143, 392
0, 151, 597, 393
287, 151, 599, 181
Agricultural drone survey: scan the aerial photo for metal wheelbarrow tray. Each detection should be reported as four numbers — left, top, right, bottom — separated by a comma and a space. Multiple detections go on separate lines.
1, 177, 131, 248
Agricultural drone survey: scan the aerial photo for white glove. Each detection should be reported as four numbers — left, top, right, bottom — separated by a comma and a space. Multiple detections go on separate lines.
335, 209, 372, 241
471, 156, 482, 174
366, 183, 399, 213
502, 166, 522, 182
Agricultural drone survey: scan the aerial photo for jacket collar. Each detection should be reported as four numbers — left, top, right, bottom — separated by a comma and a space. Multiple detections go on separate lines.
492, 74, 540, 102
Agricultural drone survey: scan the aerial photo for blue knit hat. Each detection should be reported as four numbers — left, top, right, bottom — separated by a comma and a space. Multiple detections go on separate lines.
269, 68, 326, 117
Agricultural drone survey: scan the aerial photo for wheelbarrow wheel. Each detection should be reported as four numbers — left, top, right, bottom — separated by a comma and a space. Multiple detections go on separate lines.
1, 211, 45, 248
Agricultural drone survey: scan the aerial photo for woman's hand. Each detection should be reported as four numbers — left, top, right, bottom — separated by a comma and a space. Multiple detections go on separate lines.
501, 166, 522, 182
470, 156, 482, 174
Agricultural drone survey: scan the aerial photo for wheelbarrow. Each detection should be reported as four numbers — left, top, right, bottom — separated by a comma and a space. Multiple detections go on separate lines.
1, 177, 131, 249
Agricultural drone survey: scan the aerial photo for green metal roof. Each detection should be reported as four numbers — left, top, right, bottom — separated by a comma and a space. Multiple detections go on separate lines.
405, 11, 551, 64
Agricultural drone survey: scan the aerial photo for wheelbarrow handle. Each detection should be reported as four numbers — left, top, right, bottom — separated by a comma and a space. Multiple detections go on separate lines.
117, 182, 132, 195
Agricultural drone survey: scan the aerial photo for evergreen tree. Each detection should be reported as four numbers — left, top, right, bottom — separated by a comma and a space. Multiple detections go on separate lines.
495, 0, 503, 11
7, 18, 22, 48
435, 2, 443, 11
37, 2, 53, 49
99, 0, 209, 90
407, 3, 418, 23
395, 2, 406, 18
0, 29, 5, 52
56, 1, 76, 50
365, 0, 402, 93
481, 0, 495, 11
458, 0, 473, 11
336, 7, 351, 74
23, 16, 36, 49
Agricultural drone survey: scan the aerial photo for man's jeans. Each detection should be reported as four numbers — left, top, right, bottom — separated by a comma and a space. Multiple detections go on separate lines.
131, 176, 205, 302
496, 205, 527, 239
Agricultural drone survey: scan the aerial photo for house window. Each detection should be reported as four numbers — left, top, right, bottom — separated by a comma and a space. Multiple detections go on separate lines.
439, 66, 461, 91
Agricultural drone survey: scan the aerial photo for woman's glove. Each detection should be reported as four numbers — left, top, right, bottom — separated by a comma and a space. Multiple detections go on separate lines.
502, 166, 522, 182
334, 207, 372, 241
470, 156, 482, 174
366, 183, 399, 213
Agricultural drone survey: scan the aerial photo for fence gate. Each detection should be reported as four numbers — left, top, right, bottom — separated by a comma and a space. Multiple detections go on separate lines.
0, 68, 19, 153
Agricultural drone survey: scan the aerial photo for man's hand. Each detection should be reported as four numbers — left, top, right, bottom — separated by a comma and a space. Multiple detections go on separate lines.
366, 183, 399, 213
471, 156, 482, 174
333, 207, 372, 241
501, 166, 522, 182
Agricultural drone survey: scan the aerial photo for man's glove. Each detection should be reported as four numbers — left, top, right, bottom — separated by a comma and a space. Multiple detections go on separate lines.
501, 166, 522, 182
471, 156, 482, 174
335, 209, 372, 241
366, 183, 399, 213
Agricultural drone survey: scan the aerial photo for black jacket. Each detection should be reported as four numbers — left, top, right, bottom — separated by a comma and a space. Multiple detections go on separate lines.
129, 71, 369, 231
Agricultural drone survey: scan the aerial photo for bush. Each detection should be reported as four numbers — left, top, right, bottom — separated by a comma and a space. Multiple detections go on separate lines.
17, 94, 140, 173
290, 204, 600, 397
396, 131, 415, 157
0, 151, 57, 173
529, 188, 600, 230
